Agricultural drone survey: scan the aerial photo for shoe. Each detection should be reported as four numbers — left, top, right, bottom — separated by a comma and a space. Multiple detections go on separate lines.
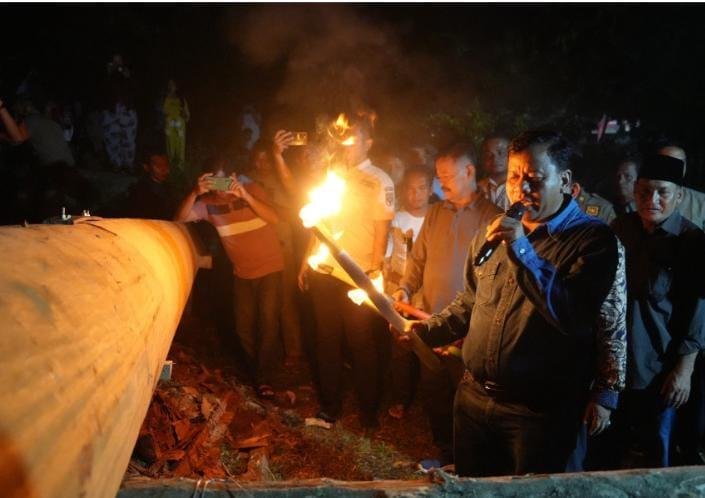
315, 410, 338, 424
388, 404, 405, 420
418, 459, 442, 472
256, 384, 275, 400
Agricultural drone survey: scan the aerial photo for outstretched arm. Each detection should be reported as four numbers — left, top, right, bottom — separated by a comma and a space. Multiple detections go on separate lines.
271, 129, 298, 196
174, 173, 212, 221
228, 177, 279, 225
0, 98, 29, 143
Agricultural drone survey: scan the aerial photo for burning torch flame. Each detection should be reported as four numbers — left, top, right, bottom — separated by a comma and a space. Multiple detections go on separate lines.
307, 243, 330, 270
334, 113, 350, 134
306, 230, 342, 271
348, 273, 385, 306
299, 171, 346, 228
327, 113, 355, 145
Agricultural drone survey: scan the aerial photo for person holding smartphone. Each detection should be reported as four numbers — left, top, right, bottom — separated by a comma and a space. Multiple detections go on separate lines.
174, 156, 283, 400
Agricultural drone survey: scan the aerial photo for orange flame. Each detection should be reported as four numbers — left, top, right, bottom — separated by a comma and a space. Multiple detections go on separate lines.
299, 171, 346, 228
334, 113, 350, 134
347, 273, 385, 306
306, 230, 342, 271
328, 113, 355, 145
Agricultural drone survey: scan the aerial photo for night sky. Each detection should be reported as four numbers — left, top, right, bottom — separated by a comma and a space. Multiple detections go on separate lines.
3, 3, 705, 185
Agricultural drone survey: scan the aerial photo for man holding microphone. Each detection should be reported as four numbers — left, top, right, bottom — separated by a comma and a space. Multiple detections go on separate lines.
394, 130, 624, 477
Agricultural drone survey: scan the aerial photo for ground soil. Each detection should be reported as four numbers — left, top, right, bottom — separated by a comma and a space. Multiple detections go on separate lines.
125, 312, 440, 483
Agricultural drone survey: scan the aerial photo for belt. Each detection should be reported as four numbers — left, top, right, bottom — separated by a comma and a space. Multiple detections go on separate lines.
463, 369, 574, 409
463, 370, 506, 397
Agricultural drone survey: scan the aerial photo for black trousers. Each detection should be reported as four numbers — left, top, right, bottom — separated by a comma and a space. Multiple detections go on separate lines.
417, 354, 465, 464
308, 272, 386, 418
454, 375, 584, 477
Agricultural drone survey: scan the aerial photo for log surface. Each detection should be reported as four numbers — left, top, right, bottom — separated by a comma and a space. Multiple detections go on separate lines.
0, 219, 205, 498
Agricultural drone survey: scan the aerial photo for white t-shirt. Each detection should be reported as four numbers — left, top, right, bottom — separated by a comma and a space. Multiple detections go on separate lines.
385, 210, 426, 258
384, 210, 426, 295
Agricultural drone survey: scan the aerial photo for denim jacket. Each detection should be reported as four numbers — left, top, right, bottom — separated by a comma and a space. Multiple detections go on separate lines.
418, 196, 625, 408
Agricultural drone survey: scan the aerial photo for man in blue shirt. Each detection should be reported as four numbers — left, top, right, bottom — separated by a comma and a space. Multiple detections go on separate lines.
396, 130, 623, 476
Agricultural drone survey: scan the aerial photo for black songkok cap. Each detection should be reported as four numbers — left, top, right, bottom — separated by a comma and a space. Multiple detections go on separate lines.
638, 154, 685, 186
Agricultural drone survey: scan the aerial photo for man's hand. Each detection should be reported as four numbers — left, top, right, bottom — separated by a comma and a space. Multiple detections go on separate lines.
195, 173, 214, 196
391, 288, 410, 304
366, 268, 382, 281
583, 401, 612, 436
227, 175, 251, 202
390, 319, 421, 351
391, 288, 410, 314
273, 130, 294, 156
297, 264, 309, 292
485, 214, 525, 245
661, 367, 692, 408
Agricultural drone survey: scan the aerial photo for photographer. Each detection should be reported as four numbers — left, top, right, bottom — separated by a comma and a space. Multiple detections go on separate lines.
174, 157, 283, 400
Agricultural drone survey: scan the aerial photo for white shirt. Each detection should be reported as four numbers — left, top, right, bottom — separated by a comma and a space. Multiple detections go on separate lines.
386, 210, 426, 258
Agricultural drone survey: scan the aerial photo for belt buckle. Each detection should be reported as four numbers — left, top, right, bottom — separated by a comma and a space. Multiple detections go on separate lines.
483, 381, 503, 395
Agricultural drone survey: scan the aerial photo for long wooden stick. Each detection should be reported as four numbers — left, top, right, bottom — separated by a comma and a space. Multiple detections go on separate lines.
310, 225, 442, 373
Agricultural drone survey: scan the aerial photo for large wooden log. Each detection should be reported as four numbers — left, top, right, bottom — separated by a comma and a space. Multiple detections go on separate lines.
0, 219, 208, 498
118, 466, 705, 497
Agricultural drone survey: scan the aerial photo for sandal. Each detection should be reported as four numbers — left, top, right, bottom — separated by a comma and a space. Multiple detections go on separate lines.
257, 384, 275, 400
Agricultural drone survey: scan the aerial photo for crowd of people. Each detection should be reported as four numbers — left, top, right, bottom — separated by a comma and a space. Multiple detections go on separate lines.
2, 83, 705, 479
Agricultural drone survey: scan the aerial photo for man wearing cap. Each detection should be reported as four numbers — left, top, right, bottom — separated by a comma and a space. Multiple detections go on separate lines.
657, 144, 705, 230
611, 154, 705, 467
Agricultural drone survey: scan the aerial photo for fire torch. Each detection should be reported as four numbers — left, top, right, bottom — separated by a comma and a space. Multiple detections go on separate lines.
300, 171, 441, 373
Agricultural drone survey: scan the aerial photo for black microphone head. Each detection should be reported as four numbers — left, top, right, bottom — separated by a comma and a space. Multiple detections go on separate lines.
472, 201, 526, 267
506, 201, 526, 220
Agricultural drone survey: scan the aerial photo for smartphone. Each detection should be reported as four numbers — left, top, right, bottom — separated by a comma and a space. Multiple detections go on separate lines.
210, 177, 232, 191
290, 131, 308, 146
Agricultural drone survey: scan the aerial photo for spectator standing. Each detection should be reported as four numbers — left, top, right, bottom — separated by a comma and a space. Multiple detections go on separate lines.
102, 97, 138, 171
613, 156, 640, 215
478, 135, 510, 210
0, 97, 29, 144
174, 159, 284, 399
385, 165, 432, 296
124, 153, 176, 220
15, 98, 74, 167
611, 154, 705, 467
385, 165, 433, 420
392, 144, 501, 466
299, 116, 394, 429
0, 96, 32, 224
163, 79, 190, 171
657, 144, 705, 230
249, 133, 305, 369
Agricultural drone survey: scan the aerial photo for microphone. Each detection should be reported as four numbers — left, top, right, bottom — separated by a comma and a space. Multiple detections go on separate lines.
473, 201, 526, 267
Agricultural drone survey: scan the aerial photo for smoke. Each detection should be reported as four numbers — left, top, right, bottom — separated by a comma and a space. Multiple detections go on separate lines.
228, 5, 446, 140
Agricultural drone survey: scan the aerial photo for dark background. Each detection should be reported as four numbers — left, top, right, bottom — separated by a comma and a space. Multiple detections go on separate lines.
2, 3, 705, 188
